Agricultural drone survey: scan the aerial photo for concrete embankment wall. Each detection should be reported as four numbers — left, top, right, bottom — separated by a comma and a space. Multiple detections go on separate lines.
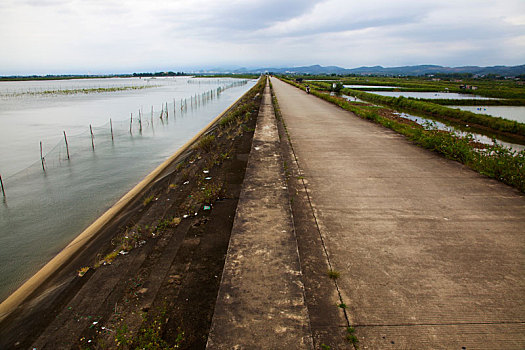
0, 78, 262, 323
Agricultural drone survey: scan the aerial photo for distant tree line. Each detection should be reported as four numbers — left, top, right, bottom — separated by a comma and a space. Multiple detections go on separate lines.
132, 71, 186, 77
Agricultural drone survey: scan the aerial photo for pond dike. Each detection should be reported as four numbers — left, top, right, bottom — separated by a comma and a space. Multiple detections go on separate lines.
206, 80, 314, 349
0, 79, 266, 349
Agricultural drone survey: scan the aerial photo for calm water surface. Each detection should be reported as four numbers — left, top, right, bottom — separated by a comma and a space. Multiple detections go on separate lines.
344, 85, 399, 89
0, 77, 255, 301
450, 105, 525, 123
367, 91, 496, 100
342, 95, 523, 151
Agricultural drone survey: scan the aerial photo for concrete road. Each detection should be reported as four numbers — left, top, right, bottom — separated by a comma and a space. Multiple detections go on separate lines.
271, 77, 525, 349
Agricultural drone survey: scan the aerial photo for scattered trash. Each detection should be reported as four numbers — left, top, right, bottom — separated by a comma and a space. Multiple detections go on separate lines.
183, 181, 189, 185
194, 212, 198, 216
92, 321, 98, 325
203, 205, 211, 210
183, 214, 189, 218
119, 250, 128, 255
203, 170, 209, 174
78, 267, 89, 277
254, 146, 260, 151
205, 177, 212, 180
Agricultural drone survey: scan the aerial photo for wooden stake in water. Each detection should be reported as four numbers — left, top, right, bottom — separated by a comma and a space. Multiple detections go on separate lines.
130, 113, 133, 134
63, 131, 70, 159
165, 102, 168, 119
0, 173, 6, 198
139, 112, 142, 134
40, 141, 46, 172
110, 118, 114, 141
90, 125, 95, 150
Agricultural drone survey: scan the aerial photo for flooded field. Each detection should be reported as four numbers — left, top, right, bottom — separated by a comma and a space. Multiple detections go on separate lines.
344, 85, 399, 89
367, 91, 496, 100
393, 111, 524, 151
341, 95, 523, 151
0, 77, 255, 301
450, 105, 525, 123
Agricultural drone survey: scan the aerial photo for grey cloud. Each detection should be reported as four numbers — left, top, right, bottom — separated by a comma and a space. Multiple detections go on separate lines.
156, 0, 322, 37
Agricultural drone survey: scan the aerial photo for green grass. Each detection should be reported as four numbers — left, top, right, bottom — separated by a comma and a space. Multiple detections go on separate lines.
155, 217, 181, 233
346, 326, 359, 347
114, 311, 183, 349
143, 195, 155, 206
194, 182, 223, 205
306, 80, 525, 137
196, 134, 216, 152
327, 269, 340, 279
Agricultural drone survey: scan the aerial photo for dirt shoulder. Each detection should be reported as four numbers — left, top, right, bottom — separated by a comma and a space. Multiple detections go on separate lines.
0, 78, 265, 349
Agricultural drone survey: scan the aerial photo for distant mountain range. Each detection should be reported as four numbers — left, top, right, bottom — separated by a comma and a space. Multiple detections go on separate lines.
228, 64, 525, 76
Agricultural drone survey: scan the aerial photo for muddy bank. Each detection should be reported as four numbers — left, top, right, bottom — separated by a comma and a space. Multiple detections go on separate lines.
0, 78, 265, 349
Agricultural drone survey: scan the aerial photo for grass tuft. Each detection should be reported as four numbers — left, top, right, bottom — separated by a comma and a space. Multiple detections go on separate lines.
196, 134, 216, 153
143, 195, 154, 206
346, 326, 359, 346
327, 269, 340, 279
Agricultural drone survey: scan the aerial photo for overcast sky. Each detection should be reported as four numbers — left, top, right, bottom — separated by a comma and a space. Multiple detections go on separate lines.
1, 0, 524, 75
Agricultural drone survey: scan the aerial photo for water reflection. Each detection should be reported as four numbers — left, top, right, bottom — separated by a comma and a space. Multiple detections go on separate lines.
366, 91, 496, 100
0, 77, 255, 302
450, 105, 525, 123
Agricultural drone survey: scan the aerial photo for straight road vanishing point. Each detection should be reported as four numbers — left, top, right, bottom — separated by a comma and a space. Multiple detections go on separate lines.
209, 77, 525, 349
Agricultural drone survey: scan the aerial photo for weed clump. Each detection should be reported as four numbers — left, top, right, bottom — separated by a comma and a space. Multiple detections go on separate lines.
143, 195, 154, 206
346, 326, 359, 346
196, 134, 216, 152
327, 269, 340, 279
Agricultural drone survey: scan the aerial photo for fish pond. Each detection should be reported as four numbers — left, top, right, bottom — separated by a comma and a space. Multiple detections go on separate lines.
450, 105, 525, 123
365, 91, 496, 100
0, 77, 255, 301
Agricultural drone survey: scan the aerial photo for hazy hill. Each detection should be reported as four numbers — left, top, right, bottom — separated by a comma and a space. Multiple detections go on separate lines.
232, 64, 525, 76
